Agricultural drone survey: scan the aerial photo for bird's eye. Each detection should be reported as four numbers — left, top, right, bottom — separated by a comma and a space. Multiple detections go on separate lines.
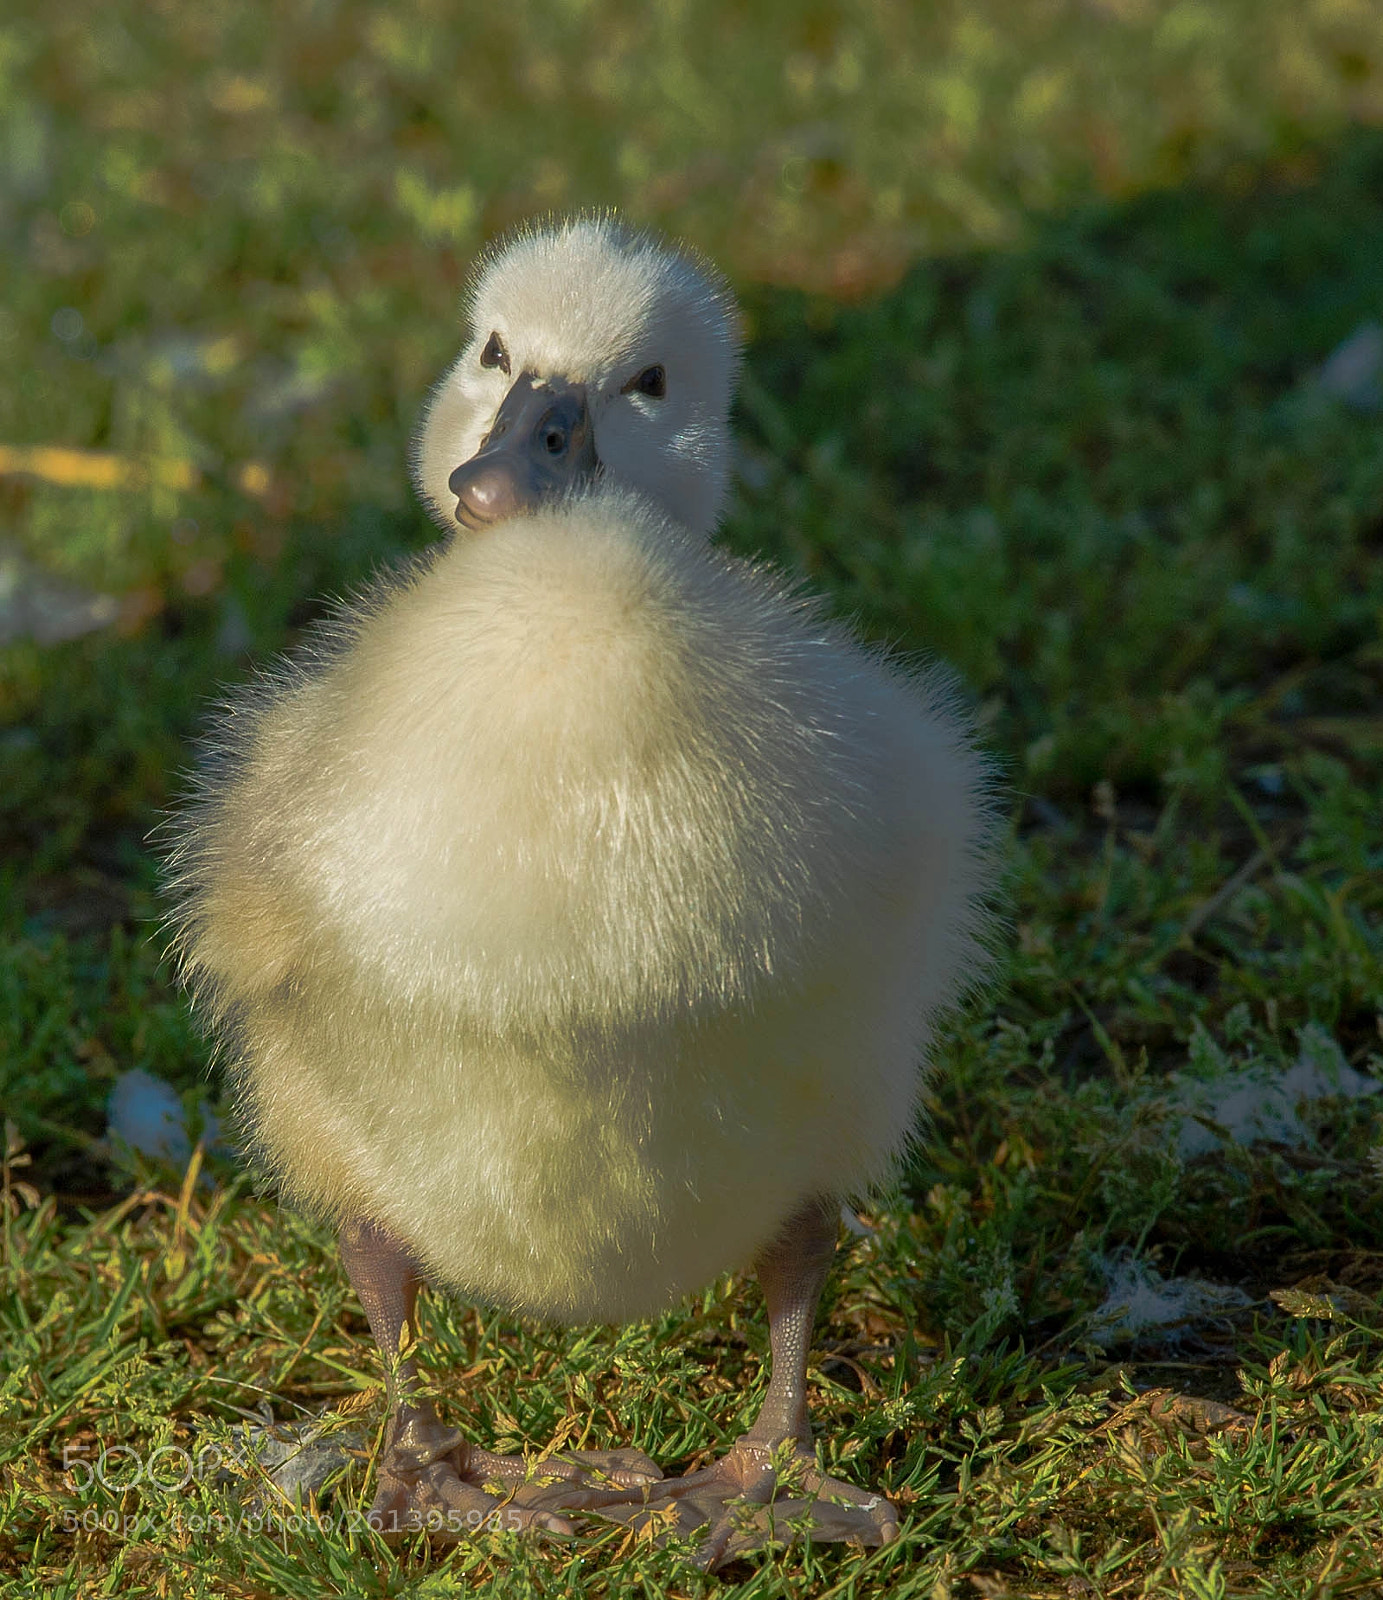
480, 332, 511, 375
622, 365, 666, 399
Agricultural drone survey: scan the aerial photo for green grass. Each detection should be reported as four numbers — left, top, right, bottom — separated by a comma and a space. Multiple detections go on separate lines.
3, 1, 1383, 1594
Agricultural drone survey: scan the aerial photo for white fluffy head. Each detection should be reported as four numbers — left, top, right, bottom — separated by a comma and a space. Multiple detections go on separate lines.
413, 215, 741, 539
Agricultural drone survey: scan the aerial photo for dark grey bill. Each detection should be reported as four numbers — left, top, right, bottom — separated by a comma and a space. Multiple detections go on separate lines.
449, 373, 598, 530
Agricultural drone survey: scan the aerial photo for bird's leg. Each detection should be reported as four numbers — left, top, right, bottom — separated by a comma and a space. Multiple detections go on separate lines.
744, 1194, 839, 1450
590, 1198, 900, 1568
338, 1218, 467, 1508
339, 1217, 658, 1538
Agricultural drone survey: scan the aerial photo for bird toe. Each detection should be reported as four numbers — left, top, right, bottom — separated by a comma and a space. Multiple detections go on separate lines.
586, 1438, 899, 1568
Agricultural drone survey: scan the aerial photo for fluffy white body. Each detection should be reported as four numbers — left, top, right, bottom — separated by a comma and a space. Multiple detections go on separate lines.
169, 217, 993, 1334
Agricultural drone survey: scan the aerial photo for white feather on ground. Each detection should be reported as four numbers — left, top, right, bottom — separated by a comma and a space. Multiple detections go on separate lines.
1173, 1021, 1379, 1160
1089, 1253, 1252, 1349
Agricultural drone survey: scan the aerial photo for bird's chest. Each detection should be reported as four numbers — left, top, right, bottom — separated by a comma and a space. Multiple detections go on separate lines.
297, 565, 873, 1035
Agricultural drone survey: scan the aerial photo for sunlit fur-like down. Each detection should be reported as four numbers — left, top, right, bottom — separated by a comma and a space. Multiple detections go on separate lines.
166, 217, 996, 1328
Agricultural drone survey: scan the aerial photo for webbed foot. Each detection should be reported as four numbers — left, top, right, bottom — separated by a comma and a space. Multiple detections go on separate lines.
589, 1433, 899, 1569
368, 1406, 663, 1538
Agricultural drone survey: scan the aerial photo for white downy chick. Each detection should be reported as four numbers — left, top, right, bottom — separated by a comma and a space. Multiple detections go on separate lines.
167, 216, 996, 1566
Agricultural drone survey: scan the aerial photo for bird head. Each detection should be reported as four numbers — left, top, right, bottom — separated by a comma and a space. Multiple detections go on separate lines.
413, 215, 741, 541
